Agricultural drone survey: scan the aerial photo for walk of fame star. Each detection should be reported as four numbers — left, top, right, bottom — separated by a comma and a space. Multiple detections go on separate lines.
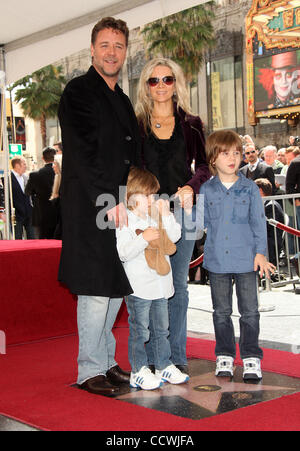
110, 359, 300, 420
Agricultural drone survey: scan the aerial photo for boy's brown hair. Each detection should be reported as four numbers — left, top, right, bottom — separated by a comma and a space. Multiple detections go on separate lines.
126, 167, 160, 211
255, 178, 272, 196
206, 130, 243, 176
91, 17, 129, 46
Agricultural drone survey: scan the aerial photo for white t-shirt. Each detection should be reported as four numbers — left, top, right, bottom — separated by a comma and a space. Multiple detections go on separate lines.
116, 209, 181, 300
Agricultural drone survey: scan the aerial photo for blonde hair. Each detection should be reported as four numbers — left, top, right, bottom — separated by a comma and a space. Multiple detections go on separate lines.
126, 167, 160, 211
135, 58, 192, 133
286, 146, 300, 156
206, 130, 243, 176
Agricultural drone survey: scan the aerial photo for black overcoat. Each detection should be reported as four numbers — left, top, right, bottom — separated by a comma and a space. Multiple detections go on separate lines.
58, 66, 141, 296
25, 164, 56, 232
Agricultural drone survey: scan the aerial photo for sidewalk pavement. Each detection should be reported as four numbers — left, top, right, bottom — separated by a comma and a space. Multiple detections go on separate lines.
187, 283, 300, 354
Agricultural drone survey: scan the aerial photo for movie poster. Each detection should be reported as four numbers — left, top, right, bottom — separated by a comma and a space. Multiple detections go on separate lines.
254, 50, 300, 111
14, 117, 26, 149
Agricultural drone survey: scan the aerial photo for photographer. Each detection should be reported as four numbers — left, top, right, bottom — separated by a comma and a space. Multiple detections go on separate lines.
289, 136, 300, 147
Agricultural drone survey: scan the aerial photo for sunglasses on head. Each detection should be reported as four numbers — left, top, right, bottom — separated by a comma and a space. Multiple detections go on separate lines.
147, 76, 176, 87
245, 150, 256, 156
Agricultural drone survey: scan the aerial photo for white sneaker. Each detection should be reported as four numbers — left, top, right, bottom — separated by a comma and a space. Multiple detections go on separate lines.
243, 358, 262, 381
130, 366, 162, 390
155, 364, 189, 385
215, 356, 234, 377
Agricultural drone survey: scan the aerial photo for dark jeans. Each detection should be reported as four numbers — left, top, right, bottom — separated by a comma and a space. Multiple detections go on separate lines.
209, 271, 263, 360
15, 217, 35, 240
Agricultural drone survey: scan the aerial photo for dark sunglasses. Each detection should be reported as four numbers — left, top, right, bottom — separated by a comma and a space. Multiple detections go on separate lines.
244, 150, 256, 156
147, 76, 176, 87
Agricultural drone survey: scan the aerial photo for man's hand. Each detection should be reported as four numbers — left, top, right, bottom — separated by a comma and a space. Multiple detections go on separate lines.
107, 202, 128, 229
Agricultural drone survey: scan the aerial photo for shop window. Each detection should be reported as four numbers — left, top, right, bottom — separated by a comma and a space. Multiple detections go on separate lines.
209, 56, 244, 131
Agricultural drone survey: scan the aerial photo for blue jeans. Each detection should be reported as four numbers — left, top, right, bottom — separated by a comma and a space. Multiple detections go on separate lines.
209, 271, 263, 360
146, 207, 196, 366
77, 296, 122, 385
126, 295, 172, 372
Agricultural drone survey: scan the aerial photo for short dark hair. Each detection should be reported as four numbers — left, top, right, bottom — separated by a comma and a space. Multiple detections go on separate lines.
53, 142, 63, 152
11, 157, 25, 169
255, 178, 272, 196
43, 147, 56, 163
91, 17, 129, 46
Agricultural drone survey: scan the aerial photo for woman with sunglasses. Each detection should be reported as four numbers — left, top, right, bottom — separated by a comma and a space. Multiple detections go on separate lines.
135, 58, 210, 374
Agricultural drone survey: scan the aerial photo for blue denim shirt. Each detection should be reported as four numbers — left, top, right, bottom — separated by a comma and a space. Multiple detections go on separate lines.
199, 173, 267, 274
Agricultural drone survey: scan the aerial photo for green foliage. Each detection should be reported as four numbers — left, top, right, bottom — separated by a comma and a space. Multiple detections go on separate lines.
9, 65, 66, 145
141, 3, 216, 81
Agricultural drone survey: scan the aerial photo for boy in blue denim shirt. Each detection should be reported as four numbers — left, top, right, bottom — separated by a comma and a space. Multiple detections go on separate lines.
199, 130, 275, 381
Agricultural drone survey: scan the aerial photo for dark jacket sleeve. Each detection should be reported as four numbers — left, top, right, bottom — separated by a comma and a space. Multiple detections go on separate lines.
59, 79, 123, 205
286, 160, 300, 195
184, 115, 210, 194
265, 165, 276, 195
24, 172, 36, 196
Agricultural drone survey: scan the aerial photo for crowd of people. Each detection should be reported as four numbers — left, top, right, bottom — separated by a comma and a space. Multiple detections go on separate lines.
0, 142, 62, 240
0, 16, 299, 394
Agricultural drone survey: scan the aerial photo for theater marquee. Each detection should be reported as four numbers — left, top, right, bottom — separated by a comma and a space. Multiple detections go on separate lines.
246, 0, 300, 125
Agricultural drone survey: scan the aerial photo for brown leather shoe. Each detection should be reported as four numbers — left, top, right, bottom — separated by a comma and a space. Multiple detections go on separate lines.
106, 365, 130, 385
79, 375, 120, 395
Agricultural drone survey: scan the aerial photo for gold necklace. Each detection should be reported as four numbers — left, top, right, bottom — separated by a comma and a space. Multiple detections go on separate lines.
151, 115, 174, 129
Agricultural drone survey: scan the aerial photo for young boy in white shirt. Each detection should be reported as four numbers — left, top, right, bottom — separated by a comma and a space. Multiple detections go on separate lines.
116, 167, 189, 390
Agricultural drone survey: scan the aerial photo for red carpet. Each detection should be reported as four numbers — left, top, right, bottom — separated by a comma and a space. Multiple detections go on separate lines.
1, 330, 300, 431
0, 240, 77, 345
0, 240, 299, 431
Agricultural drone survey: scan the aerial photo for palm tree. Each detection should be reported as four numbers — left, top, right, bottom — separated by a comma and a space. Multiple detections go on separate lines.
141, 3, 216, 82
9, 65, 66, 147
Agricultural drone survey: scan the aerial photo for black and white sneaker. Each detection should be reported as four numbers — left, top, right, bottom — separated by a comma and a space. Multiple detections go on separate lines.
243, 358, 262, 381
215, 356, 234, 377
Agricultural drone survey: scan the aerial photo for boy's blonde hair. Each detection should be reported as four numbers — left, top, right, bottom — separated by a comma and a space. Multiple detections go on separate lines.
206, 130, 243, 176
126, 167, 160, 211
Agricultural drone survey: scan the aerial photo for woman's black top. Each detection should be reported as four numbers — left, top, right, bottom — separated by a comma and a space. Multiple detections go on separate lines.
143, 116, 189, 197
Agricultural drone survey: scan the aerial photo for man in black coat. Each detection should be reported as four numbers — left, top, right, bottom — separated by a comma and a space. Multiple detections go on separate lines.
10, 157, 34, 239
240, 144, 276, 194
25, 147, 56, 239
58, 17, 141, 395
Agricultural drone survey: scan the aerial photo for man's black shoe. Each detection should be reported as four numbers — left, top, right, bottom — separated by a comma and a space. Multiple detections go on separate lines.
79, 375, 120, 395
106, 365, 130, 385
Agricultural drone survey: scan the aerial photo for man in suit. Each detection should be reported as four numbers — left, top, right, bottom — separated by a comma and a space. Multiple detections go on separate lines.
10, 157, 34, 239
58, 17, 141, 395
25, 147, 56, 239
240, 144, 276, 194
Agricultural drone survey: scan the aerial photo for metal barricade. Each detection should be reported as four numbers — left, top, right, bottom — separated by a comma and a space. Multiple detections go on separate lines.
262, 193, 300, 293
189, 193, 300, 294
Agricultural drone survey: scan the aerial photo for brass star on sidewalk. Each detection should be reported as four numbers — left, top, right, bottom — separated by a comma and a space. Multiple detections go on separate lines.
115, 360, 300, 419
